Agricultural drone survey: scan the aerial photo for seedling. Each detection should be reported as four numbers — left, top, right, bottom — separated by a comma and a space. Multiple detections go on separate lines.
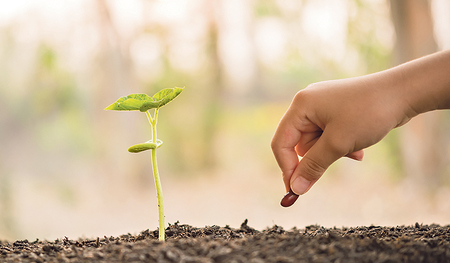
104, 87, 184, 241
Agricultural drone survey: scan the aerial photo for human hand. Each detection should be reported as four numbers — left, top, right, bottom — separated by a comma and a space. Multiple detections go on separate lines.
271, 75, 409, 206
272, 50, 450, 207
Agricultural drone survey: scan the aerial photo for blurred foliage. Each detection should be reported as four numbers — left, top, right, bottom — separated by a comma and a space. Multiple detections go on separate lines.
30, 44, 94, 156
254, 0, 282, 17
0, 0, 430, 190
347, 0, 393, 73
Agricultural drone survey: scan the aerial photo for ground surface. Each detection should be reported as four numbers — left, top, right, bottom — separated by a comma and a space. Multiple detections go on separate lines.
1, 220, 450, 262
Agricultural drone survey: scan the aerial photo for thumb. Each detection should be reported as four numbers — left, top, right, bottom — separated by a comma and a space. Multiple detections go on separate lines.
290, 131, 346, 195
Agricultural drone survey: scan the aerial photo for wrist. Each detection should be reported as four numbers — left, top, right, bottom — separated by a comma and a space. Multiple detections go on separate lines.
361, 68, 416, 128
372, 50, 450, 128
395, 51, 450, 114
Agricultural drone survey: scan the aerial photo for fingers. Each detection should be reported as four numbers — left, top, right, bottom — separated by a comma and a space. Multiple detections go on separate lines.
296, 133, 364, 161
271, 124, 301, 192
346, 150, 364, 161
273, 119, 364, 195
295, 131, 322, 156
290, 129, 348, 195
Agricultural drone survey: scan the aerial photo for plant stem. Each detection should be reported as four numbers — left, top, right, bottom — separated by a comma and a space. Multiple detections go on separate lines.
146, 109, 165, 241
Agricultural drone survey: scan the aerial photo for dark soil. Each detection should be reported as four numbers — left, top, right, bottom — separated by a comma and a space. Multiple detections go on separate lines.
1, 220, 450, 262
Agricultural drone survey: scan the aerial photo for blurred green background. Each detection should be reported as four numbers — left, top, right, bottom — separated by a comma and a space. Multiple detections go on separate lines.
0, 0, 450, 240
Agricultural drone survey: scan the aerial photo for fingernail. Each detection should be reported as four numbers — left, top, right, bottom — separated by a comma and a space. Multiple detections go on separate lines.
291, 176, 311, 195
355, 153, 364, 161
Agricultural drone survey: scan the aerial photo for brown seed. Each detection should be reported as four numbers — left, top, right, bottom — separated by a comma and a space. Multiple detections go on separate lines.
280, 189, 299, 207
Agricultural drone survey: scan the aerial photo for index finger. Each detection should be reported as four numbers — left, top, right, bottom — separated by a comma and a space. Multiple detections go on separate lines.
271, 116, 302, 192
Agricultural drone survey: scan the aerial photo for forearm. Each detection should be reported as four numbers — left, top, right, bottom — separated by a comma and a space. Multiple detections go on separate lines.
393, 50, 450, 116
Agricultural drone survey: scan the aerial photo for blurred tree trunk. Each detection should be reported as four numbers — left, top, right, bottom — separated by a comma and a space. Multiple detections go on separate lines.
94, 0, 134, 106
93, 0, 141, 189
200, 0, 224, 169
389, 0, 445, 196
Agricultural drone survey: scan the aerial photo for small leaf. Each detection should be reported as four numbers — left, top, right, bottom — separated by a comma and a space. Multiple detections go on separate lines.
152, 87, 184, 108
104, 94, 159, 112
128, 139, 163, 153
104, 87, 184, 112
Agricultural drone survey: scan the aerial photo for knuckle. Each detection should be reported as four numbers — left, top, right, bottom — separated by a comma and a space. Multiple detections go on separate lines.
322, 132, 351, 157
270, 137, 277, 151
292, 83, 323, 105
292, 89, 311, 104
299, 156, 326, 181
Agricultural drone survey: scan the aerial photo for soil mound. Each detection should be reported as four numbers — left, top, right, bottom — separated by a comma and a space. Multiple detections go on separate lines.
1, 220, 450, 262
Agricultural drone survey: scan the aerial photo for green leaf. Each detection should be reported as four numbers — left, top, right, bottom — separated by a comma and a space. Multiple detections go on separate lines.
104, 94, 159, 112
152, 87, 184, 108
128, 139, 163, 153
104, 87, 184, 112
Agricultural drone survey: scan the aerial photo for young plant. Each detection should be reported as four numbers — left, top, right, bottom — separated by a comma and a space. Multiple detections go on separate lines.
104, 87, 184, 241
